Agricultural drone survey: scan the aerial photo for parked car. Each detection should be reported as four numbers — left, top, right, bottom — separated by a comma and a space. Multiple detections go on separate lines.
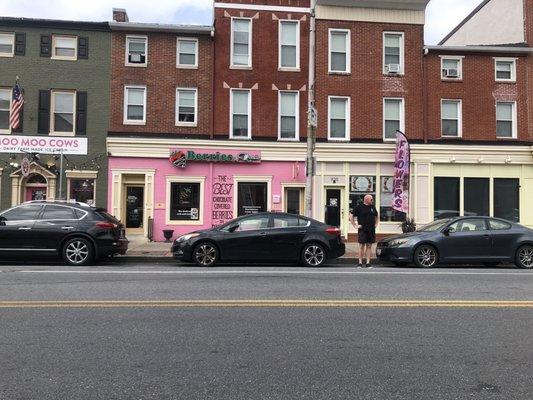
377, 216, 533, 269
172, 212, 345, 267
0, 200, 128, 266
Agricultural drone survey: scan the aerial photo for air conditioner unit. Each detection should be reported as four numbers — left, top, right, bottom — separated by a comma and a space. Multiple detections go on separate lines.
444, 68, 459, 78
387, 64, 400, 74
129, 53, 144, 63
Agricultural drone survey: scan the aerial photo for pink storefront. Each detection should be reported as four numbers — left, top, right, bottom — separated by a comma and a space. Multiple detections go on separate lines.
108, 148, 306, 241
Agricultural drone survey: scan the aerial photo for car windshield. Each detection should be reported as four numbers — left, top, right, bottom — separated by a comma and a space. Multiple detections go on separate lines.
418, 219, 451, 232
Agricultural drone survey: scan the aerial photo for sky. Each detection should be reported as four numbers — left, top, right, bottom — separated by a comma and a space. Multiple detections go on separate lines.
0, 0, 484, 45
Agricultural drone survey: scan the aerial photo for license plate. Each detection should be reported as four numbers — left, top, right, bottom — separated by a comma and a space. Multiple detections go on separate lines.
376, 249, 382, 256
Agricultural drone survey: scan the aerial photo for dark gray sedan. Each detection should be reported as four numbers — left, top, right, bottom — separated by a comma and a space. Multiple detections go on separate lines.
377, 216, 533, 269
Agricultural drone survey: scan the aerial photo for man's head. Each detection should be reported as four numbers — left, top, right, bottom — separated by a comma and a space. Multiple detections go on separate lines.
363, 194, 373, 205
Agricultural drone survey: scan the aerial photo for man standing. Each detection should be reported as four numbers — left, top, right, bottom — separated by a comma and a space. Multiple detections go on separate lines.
350, 194, 378, 268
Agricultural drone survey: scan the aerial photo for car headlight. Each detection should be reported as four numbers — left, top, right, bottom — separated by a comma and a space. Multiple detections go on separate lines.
389, 238, 410, 247
177, 233, 200, 242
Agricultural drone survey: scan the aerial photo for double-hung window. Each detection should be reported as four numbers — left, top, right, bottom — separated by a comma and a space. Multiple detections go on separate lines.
52, 35, 77, 60
124, 86, 146, 125
231, 18, 251, 67
441, 99, 462, 137
383, 98, 404, 141
51, 91, 75, 135
177, 38, 198, 68
495, 58, 516, 82
176, 88, 197, 126
496, 102, 516, 138
0, 33, 15, 57
383, 32, 404, 74
329, 29, 350, 73
441, 56, 462, 79
126, 36, 147, 66
230, 89, 251, 139
279, 21, 299, 70
278, 91, 299, 140
0, 88, 11, 132
328, 96, 350, 141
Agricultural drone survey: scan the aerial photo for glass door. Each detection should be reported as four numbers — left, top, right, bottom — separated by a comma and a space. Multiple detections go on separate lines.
125, 185, 144, 231
285, 187, 303, 215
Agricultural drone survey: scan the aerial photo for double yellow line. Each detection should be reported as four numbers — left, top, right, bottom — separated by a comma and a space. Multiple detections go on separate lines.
1, 300, 533, 308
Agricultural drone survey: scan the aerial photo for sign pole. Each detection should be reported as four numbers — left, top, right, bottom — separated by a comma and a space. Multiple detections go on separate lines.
58, 149, 64, 200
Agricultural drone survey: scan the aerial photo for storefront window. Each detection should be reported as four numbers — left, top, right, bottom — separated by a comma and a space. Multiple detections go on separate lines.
170, 182, 200, 221
349, 176, 375, 214
379, 176, 406, 222
237, 182, 267, 216
464, 178, 489, 217
494, 178, 519, 222
69, 179, 95, 205
434, 177, 459, 219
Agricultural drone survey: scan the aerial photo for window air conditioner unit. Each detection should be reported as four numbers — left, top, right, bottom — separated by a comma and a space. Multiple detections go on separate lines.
444, 68, 459, 78
129, 53, 144, 63
387, 64, 400, 74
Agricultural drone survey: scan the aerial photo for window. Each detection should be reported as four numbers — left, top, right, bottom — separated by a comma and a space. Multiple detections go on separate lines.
235, 215, 269, 231
0, 33, 14, 57
0, 88, 11, 132
441, 100, 462, 137
231, 18, 251, 67
41, 205, 76, 220
69, 179, 95, 204
496, 102, 516, 138
278, 91, 299, 140
124, 86, 146, 124
464, 178, 489, 217
285, 187, 303, 215
177, 38, 198, 68
237, 182, 267, 216
273, 214, 300, 228
169, 182, 201, 221
230, 89, 251, 139
328, 96, 350, 141
0, 205, 43, 222
494, 178, 519, 222
176, 88, 197, 126
380, 176, 406, 222
434, 177, 460, 219
328, 29, 350, 73
51, 91, 75, 134
449, 218, 487, 233
125, 36, 147, 66
489, 219, 511, 230
279, 21, 299, 69
383, 98, 404, 141
383, 32, 403, 74
495, 58, 516, 82
441, 57, 462, 79
349, 176, 375, 215
52, 35, 77, 60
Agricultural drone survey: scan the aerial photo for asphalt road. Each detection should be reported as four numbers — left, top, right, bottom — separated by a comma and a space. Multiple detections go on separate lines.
1, 263, 532, 400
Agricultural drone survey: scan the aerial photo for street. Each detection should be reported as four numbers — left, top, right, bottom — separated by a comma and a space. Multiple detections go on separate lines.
1, 263, 532, 399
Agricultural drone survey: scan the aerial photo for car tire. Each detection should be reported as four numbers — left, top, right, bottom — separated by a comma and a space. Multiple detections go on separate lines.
62, 237, 94, 266
301, 243, 326, 267
413, 244, 438, 268
193, 242, 219, 267
515, 245, 533, 269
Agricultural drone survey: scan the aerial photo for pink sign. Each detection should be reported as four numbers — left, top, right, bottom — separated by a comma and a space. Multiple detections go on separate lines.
169, 148, 261, 168
393, 130, 410, 214
0, 135, 87, 155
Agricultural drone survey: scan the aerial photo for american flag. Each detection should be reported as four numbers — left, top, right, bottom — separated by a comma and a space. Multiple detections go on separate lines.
10, 82, 24, 130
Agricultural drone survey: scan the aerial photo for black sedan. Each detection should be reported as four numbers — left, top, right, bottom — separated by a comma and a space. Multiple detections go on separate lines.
172, 212, 345, 267
377, 216, 533, 269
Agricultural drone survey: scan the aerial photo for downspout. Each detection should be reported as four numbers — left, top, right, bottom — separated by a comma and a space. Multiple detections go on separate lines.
422, 47, 429, 144
210, 28, 215, 140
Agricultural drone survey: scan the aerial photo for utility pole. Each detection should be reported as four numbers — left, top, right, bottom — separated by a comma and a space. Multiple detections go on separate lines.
304, 0, 317, 218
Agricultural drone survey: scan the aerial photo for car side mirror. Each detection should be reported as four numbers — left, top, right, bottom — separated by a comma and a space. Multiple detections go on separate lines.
0, 216, 5, 226
228, 224, 239, 233
443, 227, 454, 236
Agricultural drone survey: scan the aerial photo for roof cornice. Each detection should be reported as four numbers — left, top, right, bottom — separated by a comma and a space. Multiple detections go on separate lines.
109, 21, 213, 35
424, 45, 533, 54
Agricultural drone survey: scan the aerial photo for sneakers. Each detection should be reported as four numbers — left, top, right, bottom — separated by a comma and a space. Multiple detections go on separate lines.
365, 263, 373, 269
357, 263, 363, 268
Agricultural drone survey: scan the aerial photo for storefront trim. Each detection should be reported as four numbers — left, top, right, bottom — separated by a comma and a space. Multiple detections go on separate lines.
165, 176, 205, 226
65, 170, 98, 205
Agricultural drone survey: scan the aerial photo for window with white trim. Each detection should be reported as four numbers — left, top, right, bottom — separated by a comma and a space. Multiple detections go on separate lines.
0, 88, 11, 132
230, 89, 251, 138
170, 182, 201, 221
0, 33, 15, 57
495, 58, 516, 82
441, 100, 461, 137
51, 91, 75, 134
68, 178, 95, 205
278, 91, 298, 140
496, 102, 516, 138
279, 21, 299, 69
52, 35, 77, 60
125, 36, 147, 66
124, 86, 146, 124
383, 32, 403, 74
176, 88, 197, 126
231, 18, 251, 67
328, 96, 350, 141
177, 38, 198, 68
329, 29, 349, 73
441, 57, 462, 79
383, 98, 404, 141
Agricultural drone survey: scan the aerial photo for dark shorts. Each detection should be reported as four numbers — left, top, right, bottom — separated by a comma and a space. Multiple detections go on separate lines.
358, 228, 376, 244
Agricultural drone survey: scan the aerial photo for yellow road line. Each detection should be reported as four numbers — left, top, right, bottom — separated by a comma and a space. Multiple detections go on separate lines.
1, 300, 533, 308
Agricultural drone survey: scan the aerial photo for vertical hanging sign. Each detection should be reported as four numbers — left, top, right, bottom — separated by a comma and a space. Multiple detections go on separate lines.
392, 130, 410, 214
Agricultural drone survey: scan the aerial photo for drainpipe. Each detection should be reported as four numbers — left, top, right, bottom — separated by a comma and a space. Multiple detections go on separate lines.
422, 47, 429, 144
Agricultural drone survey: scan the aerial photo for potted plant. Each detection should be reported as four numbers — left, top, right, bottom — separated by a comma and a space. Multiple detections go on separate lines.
401, 218, 416, 233
162, 229, 174, 242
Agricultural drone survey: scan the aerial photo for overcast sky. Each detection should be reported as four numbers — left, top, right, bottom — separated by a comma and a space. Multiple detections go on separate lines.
0, 0, 484, 44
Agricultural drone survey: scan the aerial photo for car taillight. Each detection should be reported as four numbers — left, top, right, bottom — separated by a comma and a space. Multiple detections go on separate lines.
325, 227, 341, 235
96, 221, 118, 229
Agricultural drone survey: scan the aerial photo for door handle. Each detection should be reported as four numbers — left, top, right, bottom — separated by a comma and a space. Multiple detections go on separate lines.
299, 230, 307, 234
18, 227, 31, 231
259, 232, 267, 236
61, 226, 74, 230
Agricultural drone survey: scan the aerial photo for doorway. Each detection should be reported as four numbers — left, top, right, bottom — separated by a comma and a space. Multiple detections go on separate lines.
23, 173, 48, 201
284, 187, 304, 215
324, 187, 343, 228
124, 185, 144, 233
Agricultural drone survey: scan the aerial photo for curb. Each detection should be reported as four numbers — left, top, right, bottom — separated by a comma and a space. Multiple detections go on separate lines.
107, 256, 361, 266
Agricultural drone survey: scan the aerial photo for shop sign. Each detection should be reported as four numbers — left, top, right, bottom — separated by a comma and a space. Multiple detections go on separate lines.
393, 130, 410, 214
0, 135, 88, 155
21, 157, 30, 177
170, 149, 261, 169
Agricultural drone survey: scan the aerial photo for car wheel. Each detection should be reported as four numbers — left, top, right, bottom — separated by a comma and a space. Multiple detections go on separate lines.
63, 237, 94, 266
193, 242, 219, 267
413, 245, 438, 268
302, 243, 326, 267
515, 245, 533, 269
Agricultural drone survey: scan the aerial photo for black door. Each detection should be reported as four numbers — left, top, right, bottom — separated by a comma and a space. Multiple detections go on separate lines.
125, 186, 144, 229
268, 214, 307, 260
0, 204, 43, 250
286, 188, 302, 215
32, 205, 80, 250
237, 182, 267, 216
221, 214, 271, 261
325, 189, 341, 227
440, 218, 492, 262
487, 218, 517, 260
